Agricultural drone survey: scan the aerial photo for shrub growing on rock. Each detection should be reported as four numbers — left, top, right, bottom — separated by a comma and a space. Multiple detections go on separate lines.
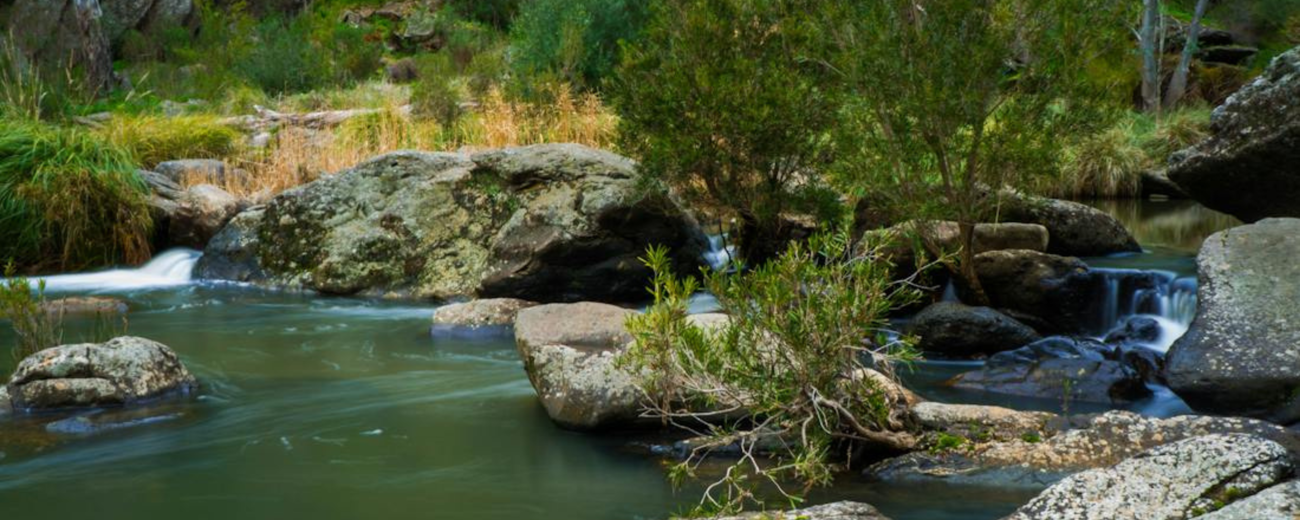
621, 228, 926, 514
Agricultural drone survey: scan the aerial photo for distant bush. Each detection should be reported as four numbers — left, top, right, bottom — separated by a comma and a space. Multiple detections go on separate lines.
448, 0, 520, 29
330, 23, 385, 85
100, 115, 241, 168
411, 55, 465, 127
511, 0, 651, 91
238, 17, 333, 95
0, 120, 152, 272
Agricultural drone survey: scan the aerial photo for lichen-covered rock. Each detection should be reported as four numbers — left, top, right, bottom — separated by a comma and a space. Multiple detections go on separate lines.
908, 302, 1041, 358
923, 221, 1051, 254
155, 159, 237, 185
514, 302, 642, 430
1167, 219, 1300, 424
100, 0, 194, 44
868, 411, 1300, 489
1168, 47, 1300, 223
169, 184, 242, 249
1006, 434, 1294, 520
912, 402, 1054, 443
5, 0, 114, 92
1201, 480, 1300, 519
431, 298, 538, 330
709, 502, 892, 520
6, 337, 196, 411
196, 145, 708, 302
1001, 196, 1141, 257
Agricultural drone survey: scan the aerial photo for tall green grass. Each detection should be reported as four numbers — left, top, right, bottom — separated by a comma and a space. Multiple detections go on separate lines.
0, 121, 153, 272
99, 115, 241, 168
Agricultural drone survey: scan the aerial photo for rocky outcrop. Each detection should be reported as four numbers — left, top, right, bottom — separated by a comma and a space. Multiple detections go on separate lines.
948, 337, 1152, 404
1001, 196, 1141, 257
1168, 47, 1300, 223
5, 337, 196, 411
907, 302, 1040, 358
1167, 219, 1300, 424
169, 184, 242, 249
514, 302, 643, 430
154, 159, 240, 185
5, 0, 114, 92
196, 145, 709, 302
1201, 480, 1300, 519
1006, 434, 1295, 520
868, 411, 1300, 488
710, 502, 892, 520
100, 0, 194, 44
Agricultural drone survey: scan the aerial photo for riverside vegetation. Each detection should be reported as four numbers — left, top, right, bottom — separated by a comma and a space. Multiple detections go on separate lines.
3, 0, 1300, 519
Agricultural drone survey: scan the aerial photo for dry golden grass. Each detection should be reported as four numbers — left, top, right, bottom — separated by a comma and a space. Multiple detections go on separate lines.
180, 86, 618, 198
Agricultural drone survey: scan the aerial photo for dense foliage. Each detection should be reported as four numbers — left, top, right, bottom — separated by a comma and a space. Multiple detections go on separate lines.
511, 0, 650, 91
611, 0, 840, 264
622, 229, 926, 513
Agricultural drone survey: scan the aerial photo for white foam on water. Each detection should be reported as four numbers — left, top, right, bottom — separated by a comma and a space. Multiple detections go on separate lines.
703, 233, 737, 271
35, 249, 202, 292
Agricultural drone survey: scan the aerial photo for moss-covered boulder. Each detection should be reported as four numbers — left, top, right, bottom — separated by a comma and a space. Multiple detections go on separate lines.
196, 145, 709, 302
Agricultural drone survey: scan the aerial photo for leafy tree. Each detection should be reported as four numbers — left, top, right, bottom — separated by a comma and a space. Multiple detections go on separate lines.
511, 0, 651, 91
610, 0, 839, 264
826, 0, 1130, 303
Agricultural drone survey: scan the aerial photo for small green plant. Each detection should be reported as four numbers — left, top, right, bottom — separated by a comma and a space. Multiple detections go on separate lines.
930, 433, 969, 454
0, 267, 62, 368
99, 115, 241, 168
621, 226, 927, 514
1021, 432, 1043, 444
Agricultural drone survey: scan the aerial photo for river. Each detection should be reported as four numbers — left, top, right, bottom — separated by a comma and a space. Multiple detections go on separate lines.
0, 199, 1239, 520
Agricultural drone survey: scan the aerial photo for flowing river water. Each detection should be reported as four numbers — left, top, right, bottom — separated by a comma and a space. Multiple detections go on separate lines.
0, 199, 1238, 520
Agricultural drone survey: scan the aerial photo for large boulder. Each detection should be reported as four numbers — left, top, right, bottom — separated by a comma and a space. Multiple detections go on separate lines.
1006, 434, 1294, 520
948, 337, 1152, 404
5, 337, 196, 411
196, 145, 709, 302
709, 502, 892, 520
100, 0, 194, 44
1201, 480, 1300, 519
169, 184, 242, 249
1001, 196, 1141, 257
972, 250, 1096, 335
908, 302, 1041, 358
514, 302, 642, 430
1167, 219, 1300, 424
868, 411, 1300, 488
5, 0, 113, 92
922, 221, 1050, 254
1168, 47, 1300, 223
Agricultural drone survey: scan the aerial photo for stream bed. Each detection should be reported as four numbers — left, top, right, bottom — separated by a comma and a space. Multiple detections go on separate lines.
0, 199, 1239, 520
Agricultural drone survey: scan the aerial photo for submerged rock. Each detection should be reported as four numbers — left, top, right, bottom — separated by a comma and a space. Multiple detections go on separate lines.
947, 337, 1151, 404
1167, 219, 1300, 424
1201, 480, 1300, 519
40, 297, 129, 316
1168, 47, 1300, 223
1007, 434, 1294, 520
197, 145, 708, 302
6, 337, 196, 412
868, 411, 1300, 489
431, 298, 538, 334
908, 302, 1041, 358
710, 502, 892, 520
514, 302, 642, 430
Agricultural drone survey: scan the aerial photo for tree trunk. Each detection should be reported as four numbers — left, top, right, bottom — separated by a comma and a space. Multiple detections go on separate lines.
1163, 0, 1210, 110
956, 221, 990, 306
1140, 0, 1162, 112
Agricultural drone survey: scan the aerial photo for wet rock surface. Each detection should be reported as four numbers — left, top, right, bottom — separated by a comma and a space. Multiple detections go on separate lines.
908, 302, 1041, 359
197, 145, 708, 302
1006, 434, 1295, 520
39, 297, 129, 316
431, 298, 539, 337
1001, 196, 1142, 257
948, 337, 1153, 405
1167, 218, 1300, 424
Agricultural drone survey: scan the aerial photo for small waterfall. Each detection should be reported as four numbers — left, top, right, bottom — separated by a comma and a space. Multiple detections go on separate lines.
1092, 269, 1197, 353
35, 249, 202, 292
703, 234, 737, 271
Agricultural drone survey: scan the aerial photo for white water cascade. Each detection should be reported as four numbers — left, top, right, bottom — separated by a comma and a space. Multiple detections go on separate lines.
703, 233, 737, 271
1093, 269, 1197, 353
35, 249, 202, 292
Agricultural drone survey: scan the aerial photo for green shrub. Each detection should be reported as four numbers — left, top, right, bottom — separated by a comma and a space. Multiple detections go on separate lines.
238, 16, 333, 95
411, 55, 465, 127
0, 120, 153, 272
0, 269, 62, 367
511, 0, 651, 91
448, 0, 520, 29
621, 229, 924, 514
100, 115, 241, 168
329, 23, 385, 84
